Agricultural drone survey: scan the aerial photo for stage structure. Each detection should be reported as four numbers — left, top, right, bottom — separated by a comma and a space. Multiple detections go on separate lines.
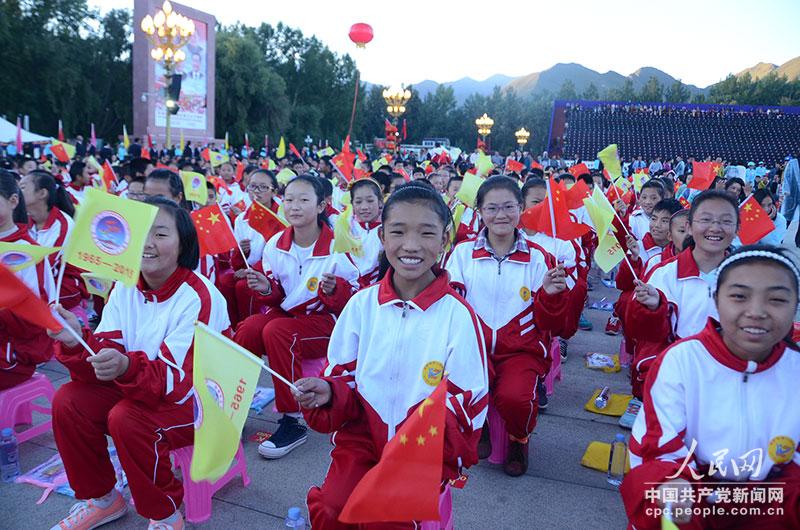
132, 0, 216, 147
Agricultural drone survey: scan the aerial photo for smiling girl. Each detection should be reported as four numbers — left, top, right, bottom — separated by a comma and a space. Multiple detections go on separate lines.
234, 174, 360, 459
348, 179, 384, 286
293, 182, 488, 528
0, 170, 55, 390
47, 197, 230, 530
625, 190, 739, 398
622, 245, 800, 529
446, 176, 568, 476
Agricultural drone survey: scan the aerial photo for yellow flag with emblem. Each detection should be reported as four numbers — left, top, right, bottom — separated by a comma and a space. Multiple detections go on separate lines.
180, 171, 209, 204
190, 322, 262, 482
318, 146, 335, 157
80, 272, 114, 300
208, 150, 229, 168
475, 152, 494, 177
583, 188, 624, 272
0, 243, 60, 272
276, 136, 286, 159
275, 168, 296, 186
123, 124, 130, 150
333, 205, 364, 257
63, 188, 158, 286
455, 171, 483, 209
597, 144, 622, 181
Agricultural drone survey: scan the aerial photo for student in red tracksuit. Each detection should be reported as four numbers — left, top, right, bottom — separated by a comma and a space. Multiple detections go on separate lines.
19, 170, 88, 310
622, 245, 800, 529
293, 182, 489, 529
234, 174, 360, 459
348, 179, 383, 287
47, 197, 230, 530
446, 176, 568, 476
625, 191, 739, 400
217, 169, 282, 325
0, 171, 55, 390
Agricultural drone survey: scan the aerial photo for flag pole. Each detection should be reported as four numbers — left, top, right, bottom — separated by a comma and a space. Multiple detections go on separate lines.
545, 178, 558, 239
609, 184, 635, 240
236, 242, 252, 270
54, 258, 67, 305
587, 193, 639, 283
52, 311, 98, 356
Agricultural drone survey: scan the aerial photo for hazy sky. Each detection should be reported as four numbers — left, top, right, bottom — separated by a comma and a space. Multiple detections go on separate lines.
94, 0, 799, 88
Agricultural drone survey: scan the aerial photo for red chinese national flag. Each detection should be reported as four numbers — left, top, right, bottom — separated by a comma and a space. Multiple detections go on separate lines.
688, 162, 715, 190
356, 149, 367, 162
235, 159, 245, 183
530, 160, 543, 171
0, 264, 62, 331
569, 162, 590, 178
505, 159, 524, 174
289, 143, 303, 160
51, 143, 71, 163
564, 179, 591, 210
101, 161, 118, 193
339, 379, 447, 524
606, 183, 634, 205
247, 200, 288, 242
520, 178, 590, 241
738, 196, 775, 245
190, 204, 238, 257
332, 151, 355, 182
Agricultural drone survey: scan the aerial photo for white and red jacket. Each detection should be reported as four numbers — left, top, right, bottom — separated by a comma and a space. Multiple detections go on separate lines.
231, 199, 282, 270
622, 320, 800, 529
1, 225, 55, 303
304, 270, 489, 480
628, 207, 650, 241
453, 203, 482, 244
445, 229, 568, 374
349, 218, 382, 287
56, 267, 230, 407
216, 181, 248, 208
258, 223, 360, 315
66, 182, 87, 205
523, 230, 579, 287
625, 248, 718, 345
615, 233, 665, 292
28, 207, 87, 308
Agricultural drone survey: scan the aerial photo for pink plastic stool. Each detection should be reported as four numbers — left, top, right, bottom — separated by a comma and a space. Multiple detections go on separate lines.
170, 441, 250, 523
619, 336, 632, 368
487, 405, 509, 465
272, 357, 328, 412
420, 485, 453, 530
0, 372, 55, 443
544, 338, 563, 396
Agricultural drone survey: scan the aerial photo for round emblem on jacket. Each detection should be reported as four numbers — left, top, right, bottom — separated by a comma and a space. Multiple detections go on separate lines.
768, 436, 795, 464
422, 361, 444, 386
519, 286, 531, 302
307, 277, 319, 292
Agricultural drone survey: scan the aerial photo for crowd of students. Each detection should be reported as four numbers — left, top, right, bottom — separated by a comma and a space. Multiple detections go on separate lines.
1, 142, 799, 529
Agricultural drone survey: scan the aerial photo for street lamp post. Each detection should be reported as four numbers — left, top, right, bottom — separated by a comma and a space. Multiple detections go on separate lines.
140, 0, 195, 150
382, 86, 411, 152
515, 127, 530, 153
475, 113, 494, 146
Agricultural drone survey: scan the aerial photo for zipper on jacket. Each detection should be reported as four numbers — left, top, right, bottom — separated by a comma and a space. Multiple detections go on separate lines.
401, 302, 408, 318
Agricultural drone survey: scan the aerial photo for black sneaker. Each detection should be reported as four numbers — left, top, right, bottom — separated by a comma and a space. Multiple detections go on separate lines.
537, 382, 548, 411
558, 338, 568, 361
503, 440, 529, 477
258, 415, 308, 459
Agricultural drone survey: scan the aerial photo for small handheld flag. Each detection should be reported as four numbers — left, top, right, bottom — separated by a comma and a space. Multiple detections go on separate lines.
180, 171, 209, 204
0, 243, 60, 272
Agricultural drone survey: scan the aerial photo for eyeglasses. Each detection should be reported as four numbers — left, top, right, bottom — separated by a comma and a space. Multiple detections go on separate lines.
693, 217, 737, 229
247, 184, 274, 193
481, 203, 520, 216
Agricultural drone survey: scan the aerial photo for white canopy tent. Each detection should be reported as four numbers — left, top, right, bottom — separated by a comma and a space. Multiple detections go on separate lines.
0, 117, 51, 144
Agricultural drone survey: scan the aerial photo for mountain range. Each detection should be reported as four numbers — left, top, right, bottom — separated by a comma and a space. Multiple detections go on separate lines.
391, 56, 800, 103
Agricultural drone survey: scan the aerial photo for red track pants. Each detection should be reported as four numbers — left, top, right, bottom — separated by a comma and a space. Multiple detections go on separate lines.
491, 352, 544, 440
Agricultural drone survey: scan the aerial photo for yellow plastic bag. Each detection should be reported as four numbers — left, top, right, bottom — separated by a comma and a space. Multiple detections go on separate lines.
584, 389, 632, 417
581, 441, 631, 473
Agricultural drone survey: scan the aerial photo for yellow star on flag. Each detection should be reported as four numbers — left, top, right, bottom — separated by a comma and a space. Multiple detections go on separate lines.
416, 435, 426, 446
417, 397, 434, 417
208, 212, 221, 225
744, 203, 753, 211
428, 426, 438, 437
399, 434, 408, 445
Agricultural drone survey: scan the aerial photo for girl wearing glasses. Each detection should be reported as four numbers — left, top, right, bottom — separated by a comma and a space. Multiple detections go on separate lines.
217, 170, 281, 325
446, 176, 568, 477
625, 190, 739, 390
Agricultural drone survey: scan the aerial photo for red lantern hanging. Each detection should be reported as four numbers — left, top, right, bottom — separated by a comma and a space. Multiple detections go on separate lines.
348, 23, 373, 48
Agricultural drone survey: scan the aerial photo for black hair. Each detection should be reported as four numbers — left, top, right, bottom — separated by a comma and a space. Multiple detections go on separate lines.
446, 176, 463, 190
28, 170, 75, 217
129, 157, 152, 177
714, 244, 800, 351
145, 169, 188, 210
652, 198, 683, 217
682, 190, 740, 249
670, 209, 689, 228
641, 179, 666, 198
378, 182, 453, 279
350, 179, 382, 202
284, 174, 330, 228
0, 169, 28, 224
408, 178, 435, 191
577, 174, 593, 187
317, 176, 333, 198
475, 175, 522, 209
556, 174, 575, 184
248, 169, 278, 190
69, 161, 86, 182
143, 196, 199, 270
372, 172, 392, 196
521, 177, 547, 202
724, 177, 746, 202
753, 188, 776, 206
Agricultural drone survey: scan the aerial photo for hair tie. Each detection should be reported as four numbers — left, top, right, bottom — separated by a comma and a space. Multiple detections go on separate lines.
714, 249, 800, 293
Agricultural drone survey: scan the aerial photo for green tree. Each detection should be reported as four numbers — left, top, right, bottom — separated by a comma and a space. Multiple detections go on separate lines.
581, 83, 600, 100
557, 80, 578, 100
638, 76, 664, 103
607, 79, 636, 102
665, 80, 692, 103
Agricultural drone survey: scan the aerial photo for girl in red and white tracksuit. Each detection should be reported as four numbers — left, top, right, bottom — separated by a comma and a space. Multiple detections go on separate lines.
48, 197, 230, 530
217, 169, 282, 325
622, 245, 800, 529
625, 191, 739, 399
234, 175, 360, 459
0, 172, 55, 390
20, 170, 88, 310
294, 182, 489, 529
348, 179, 383, 287
65, 160, 95, 205
446, 176, 569, 477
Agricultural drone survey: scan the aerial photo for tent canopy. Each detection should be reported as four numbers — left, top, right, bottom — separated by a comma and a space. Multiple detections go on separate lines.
0, 117, 51, 144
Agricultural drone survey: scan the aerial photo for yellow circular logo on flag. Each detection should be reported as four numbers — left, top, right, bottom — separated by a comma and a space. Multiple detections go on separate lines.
768, 436, 795, 464
519, 286, 531, 302
306, 277, 319, 292
422, 361, 444, 386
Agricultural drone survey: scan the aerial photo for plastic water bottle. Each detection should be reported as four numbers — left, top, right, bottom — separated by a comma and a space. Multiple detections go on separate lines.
0, 427, 20, 483
607, 433, 627, 487
284, 506, 306, 529
595, 386, 611, 409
